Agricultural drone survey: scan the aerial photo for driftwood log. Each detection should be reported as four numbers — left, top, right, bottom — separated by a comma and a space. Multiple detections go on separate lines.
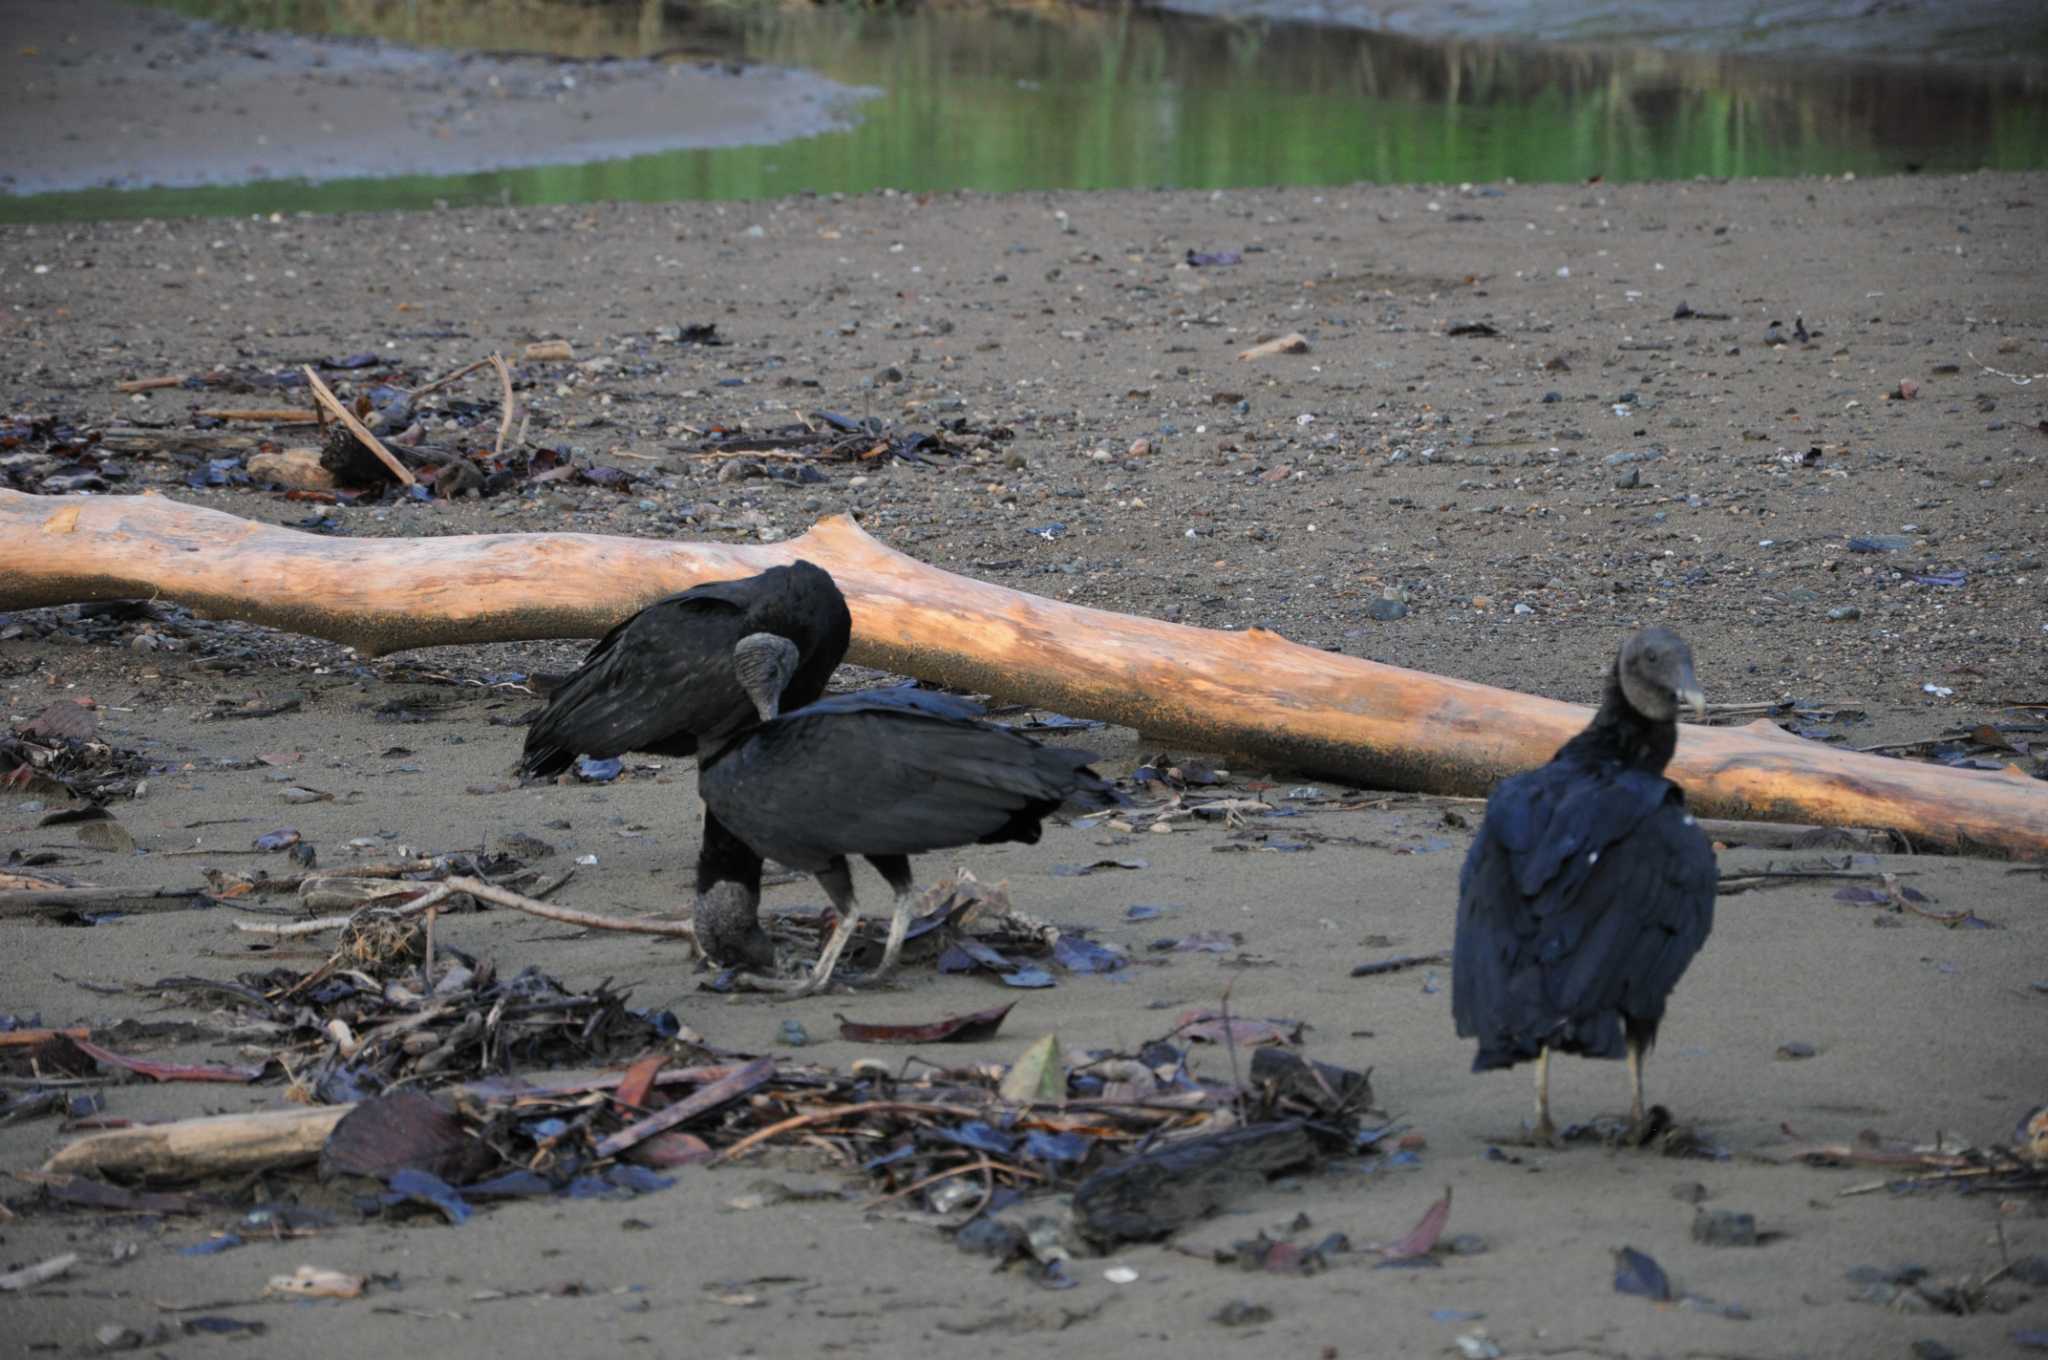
1, 489, 2042, 858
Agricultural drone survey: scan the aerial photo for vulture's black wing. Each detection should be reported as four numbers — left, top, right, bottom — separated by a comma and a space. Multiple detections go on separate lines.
700, 690, 1114, 871
519, 562, 849, 778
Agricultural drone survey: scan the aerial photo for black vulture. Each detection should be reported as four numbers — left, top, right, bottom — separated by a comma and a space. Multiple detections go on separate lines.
1452, 627, 1717, 1143
699, 639, 1118, 995
517, 562, 851, 968
519, 561, 850, 777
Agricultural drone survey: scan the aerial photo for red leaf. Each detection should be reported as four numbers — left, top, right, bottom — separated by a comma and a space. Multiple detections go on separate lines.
72, 1038, 265, 1084
626, 1131, 714, 1168
1176, 1008, 1299, 1047
1383, 1186, 1453, 1260
612, 1052, 670, 1115
837, 1002, 1016, 1045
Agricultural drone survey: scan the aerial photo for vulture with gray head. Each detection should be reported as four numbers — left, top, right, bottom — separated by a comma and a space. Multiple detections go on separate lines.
1452, 626, 1718, 1144
518, 562, 851, 968
700, 641, 1118, 995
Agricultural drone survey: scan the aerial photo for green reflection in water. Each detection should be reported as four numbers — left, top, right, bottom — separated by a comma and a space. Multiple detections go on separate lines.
5, 1, 2043, 223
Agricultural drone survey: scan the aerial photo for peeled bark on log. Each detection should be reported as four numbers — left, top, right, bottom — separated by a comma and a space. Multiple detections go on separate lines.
1, 489, 2042, 857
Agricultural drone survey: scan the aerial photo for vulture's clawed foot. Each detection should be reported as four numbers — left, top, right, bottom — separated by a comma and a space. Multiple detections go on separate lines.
1621, 1104, 1673, 1149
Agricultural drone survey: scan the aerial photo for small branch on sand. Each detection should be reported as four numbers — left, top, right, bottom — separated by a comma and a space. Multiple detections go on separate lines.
114, 375, 186, 393
235, 881, 457, 938
302, 365, 413, 487
197, 407, 322, 423
0, 886, 209, 919
490, 353, 517, 461
408, 357, 496, 400
443, 876, 696, 944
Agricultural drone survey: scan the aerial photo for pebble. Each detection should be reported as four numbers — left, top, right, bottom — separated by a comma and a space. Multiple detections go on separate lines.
1827, 606, 1862, 621
1776, 1041, 1818, 1060
1366, 599, 1408, 621
1691, 1208, 1758, 1246
777, 1020, 810, 1047
1212, 1300, 1273, 1327
1614, 467, 1640, 489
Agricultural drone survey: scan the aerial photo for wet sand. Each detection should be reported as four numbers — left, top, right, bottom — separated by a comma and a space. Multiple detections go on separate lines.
0, 0, 867, 195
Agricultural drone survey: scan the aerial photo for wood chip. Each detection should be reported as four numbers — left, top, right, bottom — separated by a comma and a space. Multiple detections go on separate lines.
1236, 332, 1310, 361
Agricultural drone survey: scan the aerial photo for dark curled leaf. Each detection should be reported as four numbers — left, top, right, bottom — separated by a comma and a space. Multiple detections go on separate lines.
321, 1090, 489, 1183
382, 1169, 473, 1225
1024, 1130, 1096, 1164
465, 1170, 555, 1200
945, 938, 1016, 972
1614, 1245, 1673, 1301
574, 755, 623, 783
1053, 935, 1127, 974
178, 1233, 244, 1256
1050, 858, 1148, 877
183, 1317, 267, 1337
838, 1002, 1016, 1045
601, 1164, 676, 1196
937, 1121, 1018, 1156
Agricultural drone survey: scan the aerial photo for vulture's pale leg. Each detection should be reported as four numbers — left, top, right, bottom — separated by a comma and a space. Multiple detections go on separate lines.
1626, 1031, 1647, 1125
1532, 1047, 1558, 1146
867, 855, 917, 983
736, 861, 860, 996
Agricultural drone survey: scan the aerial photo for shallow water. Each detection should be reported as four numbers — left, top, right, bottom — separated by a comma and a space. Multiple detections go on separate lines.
12, 0, 2047, 220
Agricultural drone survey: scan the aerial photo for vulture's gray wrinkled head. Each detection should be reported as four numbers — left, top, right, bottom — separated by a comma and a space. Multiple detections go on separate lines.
732, 632, 801, 724
1617, 627, 1705, 723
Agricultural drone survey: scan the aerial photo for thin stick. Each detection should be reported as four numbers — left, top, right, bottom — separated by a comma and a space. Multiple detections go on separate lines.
863, 1157, 1043, 1208
1967, 351, 2041, 386
232, 881, 453, 938
714, 1100, 987, 1165
407, 357, 495, 401
301, 366, 414, 487
0, 1027, 90, 1049
423, 905, 437, 990
441, 876, 695, 941
115, 376, 185, 393
489, 353, 516, 461
592, 1056, 776, 1159
1838, 1166, 1998, 1197
0, 1252, 79, 1292
197, 408, 321, 423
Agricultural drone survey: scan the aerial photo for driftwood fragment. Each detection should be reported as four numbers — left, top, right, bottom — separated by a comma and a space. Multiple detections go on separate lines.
0, 886, 210, 920
0, 490, 2042, 857
245, 447, 337, 491
42, 1104, 354, 1177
